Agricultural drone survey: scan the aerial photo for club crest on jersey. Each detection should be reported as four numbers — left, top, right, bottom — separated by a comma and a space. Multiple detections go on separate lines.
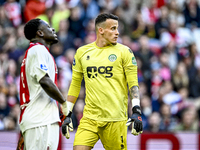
40, 64, 48, 71
73, 58, 76, 66
132, 57, 137, 65
108, 54, 117, 62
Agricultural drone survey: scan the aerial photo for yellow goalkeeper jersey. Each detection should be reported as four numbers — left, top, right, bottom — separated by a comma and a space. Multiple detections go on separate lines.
72, 42, 138, 121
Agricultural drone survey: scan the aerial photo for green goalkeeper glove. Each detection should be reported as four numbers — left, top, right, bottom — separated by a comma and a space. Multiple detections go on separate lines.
126, 105, 143, 136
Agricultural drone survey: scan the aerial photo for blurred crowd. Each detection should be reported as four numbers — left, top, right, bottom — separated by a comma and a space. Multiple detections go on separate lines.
0, 0, 200, 133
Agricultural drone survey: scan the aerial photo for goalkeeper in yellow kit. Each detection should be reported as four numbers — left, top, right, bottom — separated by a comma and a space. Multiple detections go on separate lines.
62, 13, 143, 150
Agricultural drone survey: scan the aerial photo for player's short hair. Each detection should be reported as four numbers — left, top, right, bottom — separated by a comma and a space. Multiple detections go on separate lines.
95, 13, 118, 28
24, 18, 41, 40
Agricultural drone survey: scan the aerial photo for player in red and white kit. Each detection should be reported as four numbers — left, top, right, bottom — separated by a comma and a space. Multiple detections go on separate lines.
17, 18, 71, 150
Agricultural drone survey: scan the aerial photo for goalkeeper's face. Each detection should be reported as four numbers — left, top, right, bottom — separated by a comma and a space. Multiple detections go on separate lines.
101, 19, 119, 45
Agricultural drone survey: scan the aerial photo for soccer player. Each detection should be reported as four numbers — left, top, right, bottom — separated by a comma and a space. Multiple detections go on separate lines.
62, 13, 143, 150
17, 18, 70, 150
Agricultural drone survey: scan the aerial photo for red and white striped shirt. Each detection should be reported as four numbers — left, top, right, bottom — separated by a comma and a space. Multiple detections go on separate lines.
19, 43, 60, 133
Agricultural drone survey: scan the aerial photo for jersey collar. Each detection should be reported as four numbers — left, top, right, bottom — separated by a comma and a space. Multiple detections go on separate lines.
30, 42, 50, 52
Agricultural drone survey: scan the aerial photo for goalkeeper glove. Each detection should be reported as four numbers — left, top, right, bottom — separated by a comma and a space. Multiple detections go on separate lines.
126, 99, 143, 136
62, 111, 73, 139
61, 101, 74, 139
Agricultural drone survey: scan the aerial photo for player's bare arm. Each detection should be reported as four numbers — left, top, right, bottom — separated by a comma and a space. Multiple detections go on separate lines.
129, 86, 140, 100
39, 74, 66, 104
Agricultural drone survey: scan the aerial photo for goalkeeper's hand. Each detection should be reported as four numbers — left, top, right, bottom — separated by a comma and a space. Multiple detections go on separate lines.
62, 111, 73, 139
126, 105, 143, 136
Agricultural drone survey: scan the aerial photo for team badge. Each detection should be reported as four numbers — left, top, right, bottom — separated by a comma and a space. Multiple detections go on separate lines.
73, 58, 76, 66
132, 57, 137, 65
108, 54, 117, 62
40, 64, 48, 71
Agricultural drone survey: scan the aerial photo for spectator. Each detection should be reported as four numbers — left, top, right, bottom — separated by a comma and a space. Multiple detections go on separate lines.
155, 6, 170, 39
68, 6, 85, 39
0, 92, 10, 119
159, 51, 171, 81
56, 48, 76, 96
112, 6, 131, 36
0, 75, 8, 94
162, 40, 181, 72
146, 112, 161, 133
189, 67, 200, 98
16, 24, 29, 50
152, 81, 169, 112
3, 0, 22, 27
119, 0, 136, 26
135, 35, 154, 93
98, 0, 121, 13
162, 81, 182, 115
183, 0, 200, 29
78, 0, 100, 27
57, 19, 76, 50
9, 103, 20, 128
140, 95, 152, 130
5, 59, 17, 85
50, 42, 64, 59
3, 115, 16, 130
141, 0, 160, 25
167, 0, 185, 27
174, 106, 198, 131
0, 52, 9, 76
37, 2, 70, 32
160, 20, 193, 48
7, 83, 19, 107
0, 25, 6, 48
130, 11, 149, 40
172, 61, 189, 92
159, 103, 178, 131
23, 0, 46, 22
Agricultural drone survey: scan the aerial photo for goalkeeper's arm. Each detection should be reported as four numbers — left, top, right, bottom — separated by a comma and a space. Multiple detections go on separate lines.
126, 86, 143, 135
62, 70, 83, 139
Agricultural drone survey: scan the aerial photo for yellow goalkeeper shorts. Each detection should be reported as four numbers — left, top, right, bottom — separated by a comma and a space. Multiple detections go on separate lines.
73, 117, 127, 150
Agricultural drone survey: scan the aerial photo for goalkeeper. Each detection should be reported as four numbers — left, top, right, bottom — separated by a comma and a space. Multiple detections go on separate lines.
62, 13, 143, 150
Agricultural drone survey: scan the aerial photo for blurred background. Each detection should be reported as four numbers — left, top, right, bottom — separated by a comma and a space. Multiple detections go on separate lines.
0, 0, 200, 149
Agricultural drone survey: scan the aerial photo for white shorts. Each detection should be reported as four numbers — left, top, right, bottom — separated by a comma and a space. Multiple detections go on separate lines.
23, 123, 59, 150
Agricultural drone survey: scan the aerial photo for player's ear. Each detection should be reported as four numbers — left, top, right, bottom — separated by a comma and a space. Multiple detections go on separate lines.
36, 30, 44, 37
98, 27, 104, 35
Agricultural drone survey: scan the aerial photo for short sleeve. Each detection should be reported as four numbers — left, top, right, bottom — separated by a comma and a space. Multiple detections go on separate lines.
29, 46, 50, 83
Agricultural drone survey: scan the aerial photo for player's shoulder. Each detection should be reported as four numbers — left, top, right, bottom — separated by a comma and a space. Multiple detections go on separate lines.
76, 42, 95, 54
28, 44, 48, 56
116, 43, 131, 52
